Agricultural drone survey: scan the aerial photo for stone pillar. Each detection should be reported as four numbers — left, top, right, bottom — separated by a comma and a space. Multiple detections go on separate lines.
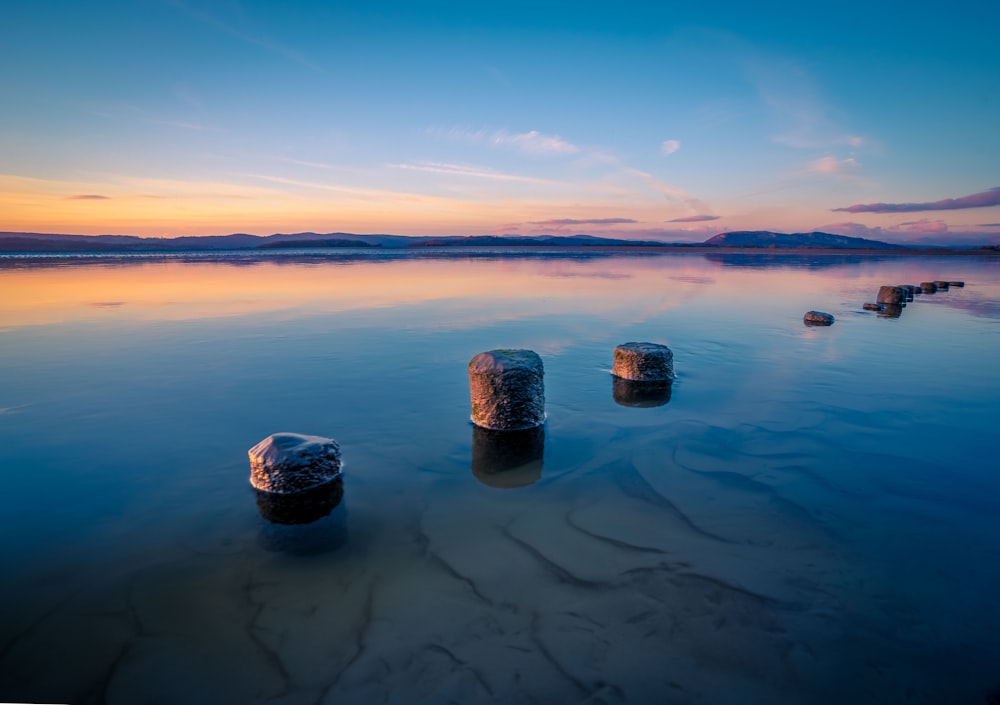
920, 282, 938, 293
248, 432, 342, 494
612, 342, 674, 381
877, 286, 905, 304
468, 349, 545, 430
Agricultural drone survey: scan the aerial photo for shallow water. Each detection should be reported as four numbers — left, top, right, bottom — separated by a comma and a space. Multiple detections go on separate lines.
1, 251, 998, 704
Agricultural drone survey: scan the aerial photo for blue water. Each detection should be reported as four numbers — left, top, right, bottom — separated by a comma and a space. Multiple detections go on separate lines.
1, 251, 998, 704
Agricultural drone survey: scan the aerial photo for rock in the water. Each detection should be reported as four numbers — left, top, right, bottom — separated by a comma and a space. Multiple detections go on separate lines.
949, 281, 965, 287
803, 311, 835, 326
612, 342, 674, 381
920, 281, 938, 293
933, 280, 950, 290
468, 349, 545, 430
863, 302, 883, 311
248, 433, 342, 494
912, 286, 922, 295
877, 285, 905, 304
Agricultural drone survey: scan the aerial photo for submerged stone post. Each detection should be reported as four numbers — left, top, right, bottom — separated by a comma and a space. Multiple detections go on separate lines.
248, 432, 342, 494
803, 311, 835, 326
611, 342, 674, 381
468, 349, 545, 430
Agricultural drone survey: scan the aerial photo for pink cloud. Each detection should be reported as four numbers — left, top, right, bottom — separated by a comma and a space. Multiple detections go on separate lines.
530, 218, 638, 225
68, 194, 111, 200
667, 215, 720, 223
833, 186, 1000, 213
808, 156, 860, 175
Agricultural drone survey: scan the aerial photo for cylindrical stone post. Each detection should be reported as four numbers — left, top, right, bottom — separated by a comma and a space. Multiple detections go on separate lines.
612, 342, 674, 381
468, 349, 545, 430
877, 286, 905, 304
248, 432, 342, 494
920, 281, 938, 293
933, 280, 950, 291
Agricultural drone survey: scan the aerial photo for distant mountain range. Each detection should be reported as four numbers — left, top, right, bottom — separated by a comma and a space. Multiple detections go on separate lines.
0, 229, 965, 253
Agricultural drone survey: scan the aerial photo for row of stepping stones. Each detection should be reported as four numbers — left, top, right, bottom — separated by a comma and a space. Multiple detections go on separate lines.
864, 280, 965, 315
805, 278, 967, 326
248, 343, 675, 498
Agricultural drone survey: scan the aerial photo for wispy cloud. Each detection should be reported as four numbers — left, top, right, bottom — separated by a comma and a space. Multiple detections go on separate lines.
430, 127, 580, 155
808, 156, 861, 175
530, 218, 638, 225
162, 0, 322, 71
660, 140, 680, 156
667, 214, 719, 223
627, 168, 708, 212
491, 130, 579, 155
68, 194, 111, 200
977, 223, 1000, 227
833, 187, 1000, 213
390, 161, 562, 185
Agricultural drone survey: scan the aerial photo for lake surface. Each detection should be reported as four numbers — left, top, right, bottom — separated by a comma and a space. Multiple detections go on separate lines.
1, 250, 999, 705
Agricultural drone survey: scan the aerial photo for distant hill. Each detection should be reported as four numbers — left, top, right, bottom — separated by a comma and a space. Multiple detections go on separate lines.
0, 229, 920, 253
703, 231, 905, 250
409, 235, 664, 247
257, 238, 380, 249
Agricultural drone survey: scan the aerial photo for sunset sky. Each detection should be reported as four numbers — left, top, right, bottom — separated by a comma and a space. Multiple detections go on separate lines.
2, 0, 998, 243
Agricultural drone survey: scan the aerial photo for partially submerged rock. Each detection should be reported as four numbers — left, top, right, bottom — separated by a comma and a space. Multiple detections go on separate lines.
920, 282, 938, 294
877, 286, 905, 304
248, 433, 342, 494
863, 303, 883, 311
803, 311, 835, 326
612, 342, 674, 381
468, 349, 545, 430
933, 280, 950, 291
949, 281, 965, 287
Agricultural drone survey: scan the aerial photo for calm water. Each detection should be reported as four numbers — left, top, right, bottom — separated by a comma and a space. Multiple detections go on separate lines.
1, 250, 999, 705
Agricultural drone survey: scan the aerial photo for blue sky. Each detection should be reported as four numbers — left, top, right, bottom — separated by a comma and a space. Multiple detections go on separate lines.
2, 0, 998, 242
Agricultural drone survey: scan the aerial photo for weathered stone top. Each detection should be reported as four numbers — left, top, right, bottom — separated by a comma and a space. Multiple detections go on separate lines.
803, 311, 835, 326
612, 342, 674, 382
248, 432, 342, 494
468, 349, 543, 375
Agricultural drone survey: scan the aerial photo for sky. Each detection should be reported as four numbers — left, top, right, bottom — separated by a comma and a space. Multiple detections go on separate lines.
1, 0, 999, 243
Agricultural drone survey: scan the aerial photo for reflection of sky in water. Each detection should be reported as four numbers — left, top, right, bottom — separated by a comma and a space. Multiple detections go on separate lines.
1, 252, 999, 704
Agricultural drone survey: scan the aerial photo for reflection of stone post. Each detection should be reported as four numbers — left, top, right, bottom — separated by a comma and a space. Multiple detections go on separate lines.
248, 433, 342, 494
878, 303, 904, 318
468, 349, 545, 430
471, 425, 544, 489
612, 376, 673, 407
612, 342, 674, 381
255, 477, 344, 525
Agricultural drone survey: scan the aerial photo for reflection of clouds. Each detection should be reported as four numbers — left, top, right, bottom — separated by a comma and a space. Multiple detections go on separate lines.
920, 292, 1000, 320
668, 275, 715, 285
543, 271, 632, 280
